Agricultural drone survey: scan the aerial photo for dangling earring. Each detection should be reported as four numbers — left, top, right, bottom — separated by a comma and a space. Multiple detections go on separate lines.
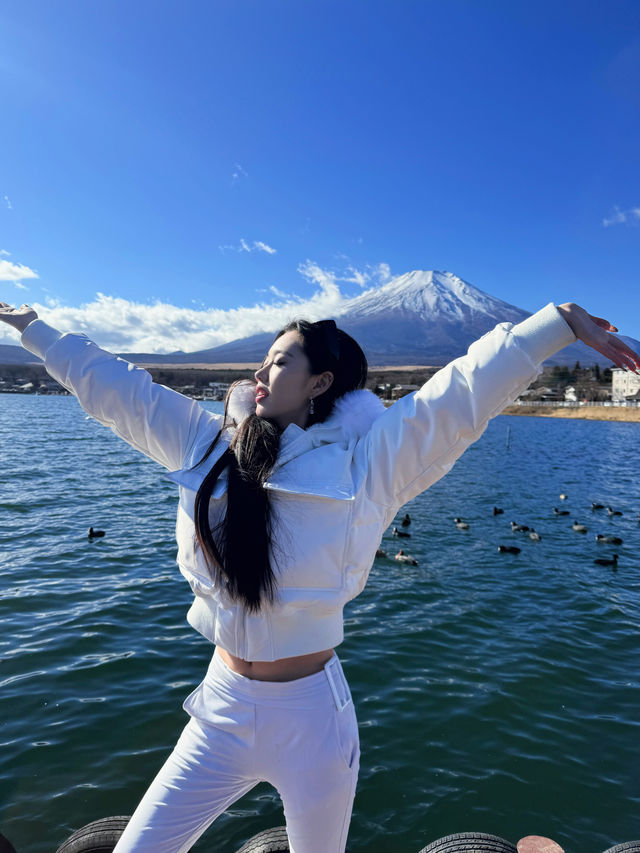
309, 397, 315, 416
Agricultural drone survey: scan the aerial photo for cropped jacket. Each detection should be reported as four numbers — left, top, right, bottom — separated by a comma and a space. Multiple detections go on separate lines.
21, 303, 577, 660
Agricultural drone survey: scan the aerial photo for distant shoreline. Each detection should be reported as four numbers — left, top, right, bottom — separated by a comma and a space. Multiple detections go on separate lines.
3, 391, 640, 422
501, 404, 640, 423
131, 363, 445, 370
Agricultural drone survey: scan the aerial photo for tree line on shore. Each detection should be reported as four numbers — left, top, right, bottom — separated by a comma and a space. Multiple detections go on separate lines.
0, 360, 614, 401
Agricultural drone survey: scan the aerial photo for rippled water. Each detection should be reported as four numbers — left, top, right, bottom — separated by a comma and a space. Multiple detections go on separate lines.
1, 393, 639, 853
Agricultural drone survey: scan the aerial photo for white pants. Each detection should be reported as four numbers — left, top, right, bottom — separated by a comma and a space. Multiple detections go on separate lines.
113, 648, 360, 853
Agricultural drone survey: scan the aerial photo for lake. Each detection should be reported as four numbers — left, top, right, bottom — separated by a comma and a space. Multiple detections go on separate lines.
1, 393, 639, 853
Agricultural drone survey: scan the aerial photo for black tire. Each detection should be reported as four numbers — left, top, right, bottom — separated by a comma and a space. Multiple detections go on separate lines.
0, 832, 18, 853
235, 826, 290, 853
602, 844, 640, 853
55, 816, 131, 853
418, 832, 517, 853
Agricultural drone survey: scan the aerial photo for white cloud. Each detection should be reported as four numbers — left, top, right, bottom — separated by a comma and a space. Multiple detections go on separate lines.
0, 249, 10, 257
603, 205, 640, 227
231, 163, 248, 184
0, 261, 394, 352
269, 285, 290, 298
253, 241, 276, 255
14, 282, 27, 290
343, 267, 367, 287
3, 195, 12, 210
0, 259, 39, 282
299, 259, 392, 291
219, 238, 277, 255
296, 260, 343, 309
374, 262, 392, 283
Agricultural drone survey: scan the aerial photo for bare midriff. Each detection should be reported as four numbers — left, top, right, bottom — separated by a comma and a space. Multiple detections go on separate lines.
216, 646, 335, 682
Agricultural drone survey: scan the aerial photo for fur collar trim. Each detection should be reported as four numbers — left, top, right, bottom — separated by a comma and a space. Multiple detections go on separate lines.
317, 388, 386, 440
226, 380, 257, 426
226, 381, 386, 440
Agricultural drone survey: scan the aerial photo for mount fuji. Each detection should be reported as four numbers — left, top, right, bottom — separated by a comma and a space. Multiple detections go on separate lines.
333, 269, 530, 365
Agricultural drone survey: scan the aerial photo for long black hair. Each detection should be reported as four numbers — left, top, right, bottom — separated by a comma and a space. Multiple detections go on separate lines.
193, 319, 368, 613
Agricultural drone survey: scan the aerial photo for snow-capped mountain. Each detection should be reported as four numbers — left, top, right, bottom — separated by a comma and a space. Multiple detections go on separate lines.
334, 270, 530, 364
346, 269, 526, 323
3, 270, 638, 367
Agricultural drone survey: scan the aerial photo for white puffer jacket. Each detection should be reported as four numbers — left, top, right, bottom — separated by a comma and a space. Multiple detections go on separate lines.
21, 303, 576, 660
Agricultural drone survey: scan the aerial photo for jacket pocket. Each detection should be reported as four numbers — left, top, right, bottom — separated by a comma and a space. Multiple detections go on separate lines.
265, 487, 355, 590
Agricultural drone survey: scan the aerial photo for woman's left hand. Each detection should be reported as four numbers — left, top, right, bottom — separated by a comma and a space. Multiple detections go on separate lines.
557, 303, 640, 374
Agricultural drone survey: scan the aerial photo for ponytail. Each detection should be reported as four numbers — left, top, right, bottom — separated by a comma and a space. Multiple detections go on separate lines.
193, 383, 282, 613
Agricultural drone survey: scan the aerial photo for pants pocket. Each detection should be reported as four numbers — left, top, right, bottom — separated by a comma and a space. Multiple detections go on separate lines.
333, 700, 360, 771
182, 681, 255, 745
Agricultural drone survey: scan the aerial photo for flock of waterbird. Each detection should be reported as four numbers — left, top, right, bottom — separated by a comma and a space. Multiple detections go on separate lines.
377, 495, 636, 569
374, 514, 419, 564
88, 494, 633, 570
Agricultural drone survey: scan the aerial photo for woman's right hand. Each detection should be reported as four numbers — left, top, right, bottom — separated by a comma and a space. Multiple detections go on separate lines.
0, 302, 39, 333
556, 302, 640, 374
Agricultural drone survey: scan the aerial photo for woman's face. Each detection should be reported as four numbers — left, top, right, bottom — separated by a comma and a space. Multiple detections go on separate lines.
254, 330, 333, 430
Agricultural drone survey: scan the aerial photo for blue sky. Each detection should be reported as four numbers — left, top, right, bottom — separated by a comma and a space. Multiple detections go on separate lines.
1, 0, 639, 352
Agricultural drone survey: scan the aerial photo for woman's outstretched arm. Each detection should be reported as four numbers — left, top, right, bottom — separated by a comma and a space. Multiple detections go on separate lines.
0, 302, 221, 471
356, 301, 640, 515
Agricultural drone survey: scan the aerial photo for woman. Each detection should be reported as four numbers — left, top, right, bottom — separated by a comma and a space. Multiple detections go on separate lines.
1, 299, 639, 853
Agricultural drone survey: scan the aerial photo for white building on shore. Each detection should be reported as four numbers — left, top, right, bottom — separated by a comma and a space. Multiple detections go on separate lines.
611, 368, 640, 402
